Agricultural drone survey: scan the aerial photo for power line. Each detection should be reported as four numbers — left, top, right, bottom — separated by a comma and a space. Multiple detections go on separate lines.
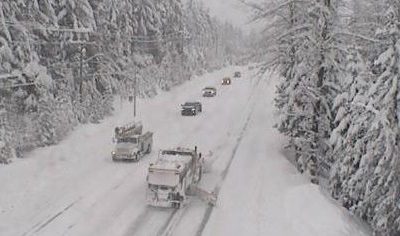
1, 82, 37, 89
4, 21, 94, 33
4, 21, 188, 41
4, 19, 191, 48
96, 30, 186, 40
8, 40, 98, 46
5, 33, 189, 46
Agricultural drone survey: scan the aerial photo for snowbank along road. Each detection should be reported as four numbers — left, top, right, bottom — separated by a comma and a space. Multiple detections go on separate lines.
0, 66, 369, 236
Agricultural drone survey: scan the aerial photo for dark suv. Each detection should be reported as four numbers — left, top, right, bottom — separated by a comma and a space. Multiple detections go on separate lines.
181, 102, 202, 116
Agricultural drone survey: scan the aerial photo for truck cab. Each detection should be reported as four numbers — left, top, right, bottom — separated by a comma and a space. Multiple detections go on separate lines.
111, 122, 153, 161
112, 136, 139, 160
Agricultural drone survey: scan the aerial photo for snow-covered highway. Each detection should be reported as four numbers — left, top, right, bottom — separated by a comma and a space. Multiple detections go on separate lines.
0, 66, 369, 236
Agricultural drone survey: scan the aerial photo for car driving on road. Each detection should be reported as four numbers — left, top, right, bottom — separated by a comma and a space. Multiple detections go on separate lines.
181, 102, 202, 116
202, 87, 217, 97
222, 77, 231, 85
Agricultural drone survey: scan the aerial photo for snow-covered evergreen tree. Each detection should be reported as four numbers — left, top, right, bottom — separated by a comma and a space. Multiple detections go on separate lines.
354, 2, 399, 234
0, 97, 14, 164
252, 0, 342, 180
328, 2, 400, 234
329, 45, 370, 201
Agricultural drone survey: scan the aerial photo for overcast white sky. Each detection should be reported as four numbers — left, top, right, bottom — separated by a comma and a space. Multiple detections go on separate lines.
187, 0, 260, 33
202, 0, 249, 26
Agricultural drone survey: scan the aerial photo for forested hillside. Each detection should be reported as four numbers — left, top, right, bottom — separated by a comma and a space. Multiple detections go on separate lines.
0, 0, 245, 164
247, 0, 400, 235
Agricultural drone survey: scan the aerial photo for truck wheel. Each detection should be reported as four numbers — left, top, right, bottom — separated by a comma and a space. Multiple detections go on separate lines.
147, 145, 152, 154
173, 202, 181, 209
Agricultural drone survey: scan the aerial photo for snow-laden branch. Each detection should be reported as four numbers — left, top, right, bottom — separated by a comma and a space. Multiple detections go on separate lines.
239, 0, 311, 22
332, 31, 385, 44
353, 102, 380, 116
276, 24, 313, 41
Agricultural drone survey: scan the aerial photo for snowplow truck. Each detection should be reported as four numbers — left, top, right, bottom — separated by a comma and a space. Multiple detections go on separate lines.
111, 122, 153, 161
146, 147, 203, 208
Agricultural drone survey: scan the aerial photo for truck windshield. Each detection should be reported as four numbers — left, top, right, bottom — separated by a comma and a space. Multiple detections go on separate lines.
117, 137, 138, 143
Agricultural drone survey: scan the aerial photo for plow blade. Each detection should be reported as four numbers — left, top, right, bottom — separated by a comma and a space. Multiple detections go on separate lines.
190, 186, 217, 206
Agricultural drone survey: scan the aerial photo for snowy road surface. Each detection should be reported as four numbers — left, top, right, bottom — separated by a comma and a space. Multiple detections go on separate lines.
0, 66, 369, 236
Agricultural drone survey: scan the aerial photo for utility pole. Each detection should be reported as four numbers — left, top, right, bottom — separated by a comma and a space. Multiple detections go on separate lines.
79, 44, 86, 101
216, 34, 218, 56
134, 72, 137, 118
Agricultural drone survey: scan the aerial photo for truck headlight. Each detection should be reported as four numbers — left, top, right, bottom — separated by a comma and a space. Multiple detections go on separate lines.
111, 151, 116, 156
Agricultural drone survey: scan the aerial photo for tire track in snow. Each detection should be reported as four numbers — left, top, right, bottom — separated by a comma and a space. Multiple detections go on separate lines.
156, 207, 181, 236
195, 102, 255, 236
122, 207, 155, 236
60, 164, 151, 236
122, 206, 179, 236
195, 73, 264, 236
22, 197, 82, 236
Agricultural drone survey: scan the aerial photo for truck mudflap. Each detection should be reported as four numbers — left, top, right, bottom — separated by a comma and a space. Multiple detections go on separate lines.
189, 186, 217, 206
